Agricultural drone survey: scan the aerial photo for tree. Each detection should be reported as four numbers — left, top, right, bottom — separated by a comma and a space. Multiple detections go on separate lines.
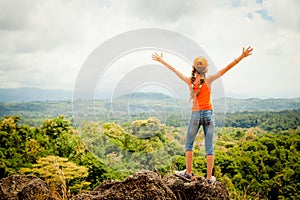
20, 156, 90, 196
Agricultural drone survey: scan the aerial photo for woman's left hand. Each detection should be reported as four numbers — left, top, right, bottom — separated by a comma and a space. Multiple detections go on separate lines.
242, 46, 253, 58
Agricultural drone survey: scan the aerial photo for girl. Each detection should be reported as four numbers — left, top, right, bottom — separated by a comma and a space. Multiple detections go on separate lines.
151, 46, 253, 183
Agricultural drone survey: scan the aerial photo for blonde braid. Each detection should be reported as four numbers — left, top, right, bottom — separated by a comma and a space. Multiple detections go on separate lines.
189, 67, 197, 101
189, 67, 206, 102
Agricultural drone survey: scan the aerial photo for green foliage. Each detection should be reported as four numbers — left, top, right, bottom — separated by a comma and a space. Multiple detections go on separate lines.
41, 115, 71, 139
129, 117, 166, 140
171, 126, 300, 199
1, 108, 300, 199
80, 118, 183, 175
76, 151, 122, 188
20, 156, 90, 194
102, 121, 164, 153
0, 115, 115, 194
25, 138, 44, 163
0, 116, 33, 173
214, 128, 300, 199
224, 110, 300, 131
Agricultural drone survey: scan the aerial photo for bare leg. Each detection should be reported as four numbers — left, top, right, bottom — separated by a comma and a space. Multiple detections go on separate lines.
206, 155, 214, 179
186, 150, 193, 175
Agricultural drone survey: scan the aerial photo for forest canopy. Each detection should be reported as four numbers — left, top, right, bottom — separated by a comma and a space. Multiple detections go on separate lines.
0, 110, 299, 199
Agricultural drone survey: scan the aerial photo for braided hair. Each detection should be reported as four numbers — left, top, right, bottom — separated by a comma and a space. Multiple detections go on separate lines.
189, 66, 206, 101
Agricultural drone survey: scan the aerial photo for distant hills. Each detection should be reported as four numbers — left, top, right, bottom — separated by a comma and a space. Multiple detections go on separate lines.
219, 97, 300, 112
117, 92, 173, 100
0, 88, 73, 102
0, 88, 178, 102
0, 88, 299, 114
0, 88, 299, 127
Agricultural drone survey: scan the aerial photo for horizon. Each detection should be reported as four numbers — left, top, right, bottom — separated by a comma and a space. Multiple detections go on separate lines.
0, 87, 299, 103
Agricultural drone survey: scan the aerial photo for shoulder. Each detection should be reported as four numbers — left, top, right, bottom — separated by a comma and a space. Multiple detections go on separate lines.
183, 76, 192, 85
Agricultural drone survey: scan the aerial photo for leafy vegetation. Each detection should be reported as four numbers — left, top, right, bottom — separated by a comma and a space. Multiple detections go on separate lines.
0, 115, 121, 193
214, 127, 300, 199
80, 117, 183, 175
20, 156, 90, 196
224, 110, 300, 131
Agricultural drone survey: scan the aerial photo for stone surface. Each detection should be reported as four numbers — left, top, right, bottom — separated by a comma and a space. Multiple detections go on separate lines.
0, 175, 51, 200
72, 171, 176, 200
163, 174, 229, 200
0, 171, 230, 200
72, 171, 230, 200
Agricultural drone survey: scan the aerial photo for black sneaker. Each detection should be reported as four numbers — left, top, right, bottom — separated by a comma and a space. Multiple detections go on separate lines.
175, 170, 192, 181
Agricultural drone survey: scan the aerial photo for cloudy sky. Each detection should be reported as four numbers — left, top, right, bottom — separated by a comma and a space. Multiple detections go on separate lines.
0, 0, 299, 99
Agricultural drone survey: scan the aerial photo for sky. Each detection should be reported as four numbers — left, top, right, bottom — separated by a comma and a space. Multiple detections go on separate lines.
0, 0, 300, 99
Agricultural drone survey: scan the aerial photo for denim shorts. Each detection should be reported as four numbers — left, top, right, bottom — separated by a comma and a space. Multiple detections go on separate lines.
185, 110, 215, 155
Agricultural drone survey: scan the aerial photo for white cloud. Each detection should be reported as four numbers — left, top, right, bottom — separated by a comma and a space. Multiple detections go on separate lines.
0, 0, 299, 98
265, 0, 300, 31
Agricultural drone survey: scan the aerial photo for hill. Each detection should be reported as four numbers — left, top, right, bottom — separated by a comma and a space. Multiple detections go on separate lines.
1, 88, 299, 112
221, 97, 300, 112
0, 87, 73, 102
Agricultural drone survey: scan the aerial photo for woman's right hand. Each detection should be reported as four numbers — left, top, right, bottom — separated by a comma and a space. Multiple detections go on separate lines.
151, 52, 164, 63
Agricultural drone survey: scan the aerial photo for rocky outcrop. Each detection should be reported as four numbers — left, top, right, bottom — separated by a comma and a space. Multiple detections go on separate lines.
72, 171, 177, 200
162, 174, 229, 200
0, 171, 229, 200
0, 175, 51, 200
72, 171, 229, 200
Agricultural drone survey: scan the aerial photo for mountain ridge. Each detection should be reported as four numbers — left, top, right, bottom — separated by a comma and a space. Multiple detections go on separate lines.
0, 87, 73, 102
1, 87, 299, 102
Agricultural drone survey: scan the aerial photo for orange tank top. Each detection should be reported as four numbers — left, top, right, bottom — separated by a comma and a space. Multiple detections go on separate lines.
192, 82, 213, 111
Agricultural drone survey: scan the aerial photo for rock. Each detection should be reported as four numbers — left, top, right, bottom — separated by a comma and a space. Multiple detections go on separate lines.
0, 171, 230, 200
162, 174, 229, 200
72, 171, 229, 200
0, 175, 51, 200
72, 171, 176, 200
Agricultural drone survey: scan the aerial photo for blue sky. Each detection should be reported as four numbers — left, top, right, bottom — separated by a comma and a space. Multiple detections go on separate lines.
0, 0, 299, 98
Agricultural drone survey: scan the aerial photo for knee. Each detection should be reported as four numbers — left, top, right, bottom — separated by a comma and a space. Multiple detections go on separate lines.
205, 144, 214, 155
185, 144, 194, 151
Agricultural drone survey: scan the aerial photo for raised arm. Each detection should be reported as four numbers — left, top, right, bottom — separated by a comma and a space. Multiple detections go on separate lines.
209, 46, 253, 82
152, 52, 190, 85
